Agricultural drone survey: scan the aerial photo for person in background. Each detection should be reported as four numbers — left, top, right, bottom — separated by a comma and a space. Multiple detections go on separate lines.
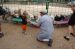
29, 10, 54, 47
4, 7, 11, 22
0, 6, 7, 21
0, 22, 4, 38
0, 6, 4, 38
31, 16, 38, 22
54, 15, 60, 21
60, 15, 65, 20
64, 1, 75, 40
18, 9, 21, 15
21, 11, 27, 34
14, 10, 19, 18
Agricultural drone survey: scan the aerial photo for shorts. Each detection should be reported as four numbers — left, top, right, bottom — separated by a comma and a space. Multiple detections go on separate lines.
68, 13, 75, 26
68, 16, 75, 25
22, 24, 27, 30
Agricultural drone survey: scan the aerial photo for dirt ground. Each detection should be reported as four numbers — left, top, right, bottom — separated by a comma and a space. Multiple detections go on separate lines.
0, 23, 75, 49
0, 4, 75, 49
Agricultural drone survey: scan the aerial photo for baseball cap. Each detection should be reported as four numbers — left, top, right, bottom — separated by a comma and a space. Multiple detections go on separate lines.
40, 10, 47, 14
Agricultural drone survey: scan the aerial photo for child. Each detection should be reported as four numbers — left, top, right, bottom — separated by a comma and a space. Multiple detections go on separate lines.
21, 11, 27, 34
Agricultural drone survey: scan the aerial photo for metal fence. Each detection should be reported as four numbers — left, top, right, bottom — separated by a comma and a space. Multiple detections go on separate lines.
0, 0, 73, 16
0, 0, 73, 4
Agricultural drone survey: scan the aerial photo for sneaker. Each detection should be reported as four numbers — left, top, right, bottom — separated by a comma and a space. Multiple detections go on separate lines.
48, 39, 53, 47
64, 36, 70, 41
70, 33, 75, 37
43, 39, 49, 42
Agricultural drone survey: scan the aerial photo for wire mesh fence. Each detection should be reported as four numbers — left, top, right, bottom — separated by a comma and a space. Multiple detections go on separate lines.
0, 0, 73, 16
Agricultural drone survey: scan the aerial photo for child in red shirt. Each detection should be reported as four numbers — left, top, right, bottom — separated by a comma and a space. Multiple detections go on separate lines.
21, 11, 27, 34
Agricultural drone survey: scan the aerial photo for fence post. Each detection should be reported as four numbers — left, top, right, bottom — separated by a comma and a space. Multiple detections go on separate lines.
1, 0, 3, 7
46, 1, 49, 14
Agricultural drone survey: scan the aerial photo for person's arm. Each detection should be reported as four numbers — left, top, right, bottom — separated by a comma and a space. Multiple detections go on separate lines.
29, 18, 41, 27
30, 21, 40, 27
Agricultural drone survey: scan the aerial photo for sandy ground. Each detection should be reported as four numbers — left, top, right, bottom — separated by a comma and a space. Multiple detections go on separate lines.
0, 4, 75, 49
0, 22, 75, 49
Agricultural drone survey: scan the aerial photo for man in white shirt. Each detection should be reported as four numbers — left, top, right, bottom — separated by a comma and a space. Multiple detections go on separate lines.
29, 10, 54, 46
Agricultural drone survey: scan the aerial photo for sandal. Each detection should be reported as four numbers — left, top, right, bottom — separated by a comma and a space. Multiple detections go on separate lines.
0, 33, 4, 38
64, 36, 70, 41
